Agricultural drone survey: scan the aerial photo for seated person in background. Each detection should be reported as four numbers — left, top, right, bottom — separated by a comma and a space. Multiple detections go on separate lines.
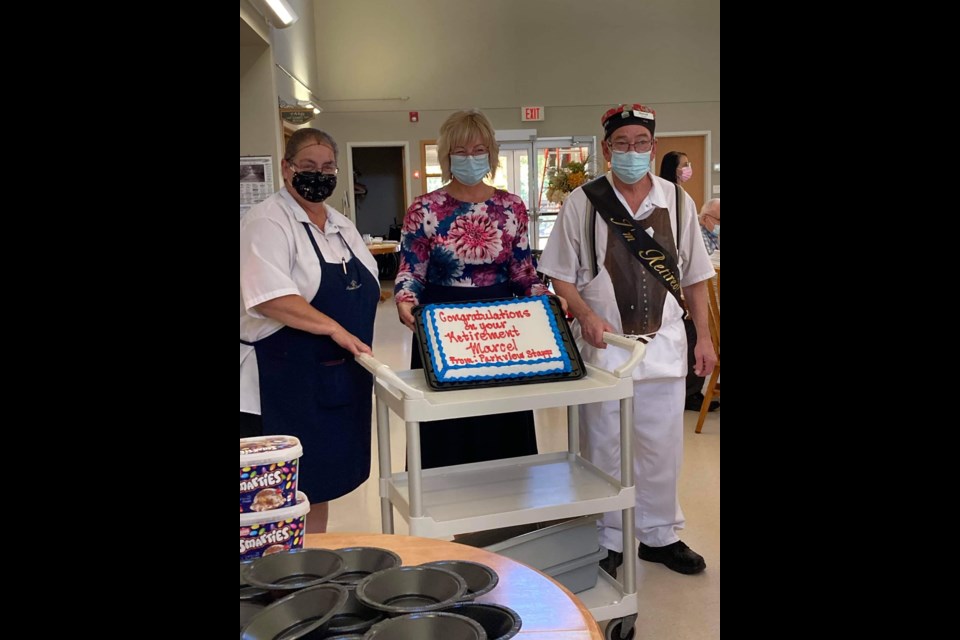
685, 198, 720, 411
699, 198, 720, 254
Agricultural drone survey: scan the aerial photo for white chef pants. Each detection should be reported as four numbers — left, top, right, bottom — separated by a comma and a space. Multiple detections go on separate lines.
579, 377, 686, 551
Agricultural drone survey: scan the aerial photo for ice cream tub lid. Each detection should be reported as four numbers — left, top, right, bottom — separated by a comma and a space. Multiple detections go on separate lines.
240, 435, 303, 466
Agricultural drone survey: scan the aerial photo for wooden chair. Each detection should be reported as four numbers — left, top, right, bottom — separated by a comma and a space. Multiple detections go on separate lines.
695, 271, 720, 433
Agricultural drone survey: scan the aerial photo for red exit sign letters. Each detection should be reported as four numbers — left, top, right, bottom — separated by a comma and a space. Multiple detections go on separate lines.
521, 106, 544, 121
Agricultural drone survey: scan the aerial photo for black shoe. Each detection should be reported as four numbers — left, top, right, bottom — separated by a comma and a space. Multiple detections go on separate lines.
685, 392, 719, 412
638, 540, 706, 575
598, 548, 623, 576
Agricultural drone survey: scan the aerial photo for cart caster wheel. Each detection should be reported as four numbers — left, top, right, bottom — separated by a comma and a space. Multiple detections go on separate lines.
605, 616, 637, 640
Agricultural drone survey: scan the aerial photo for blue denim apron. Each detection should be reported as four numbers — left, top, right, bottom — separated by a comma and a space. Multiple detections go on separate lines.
251, 223, 378, 502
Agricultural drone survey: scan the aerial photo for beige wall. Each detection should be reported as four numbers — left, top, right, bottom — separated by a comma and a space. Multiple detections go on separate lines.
308, 0, 720, 209
240, 0, 323, 186
314, 0, 719, 109
240, 25, 277, 181
241, 0, 721, 208
270, 0, 320, 107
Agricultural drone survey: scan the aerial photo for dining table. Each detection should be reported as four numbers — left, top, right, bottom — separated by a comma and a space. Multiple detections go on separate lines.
305, 532, 604, 639
366, 241, 401, 302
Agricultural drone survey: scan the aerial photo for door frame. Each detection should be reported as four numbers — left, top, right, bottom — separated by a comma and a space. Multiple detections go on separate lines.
345, 141, 412, 225
654, 130, 713, 202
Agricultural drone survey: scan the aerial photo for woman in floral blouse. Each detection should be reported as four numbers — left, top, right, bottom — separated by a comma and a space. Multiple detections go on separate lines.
394, 109, 549, 469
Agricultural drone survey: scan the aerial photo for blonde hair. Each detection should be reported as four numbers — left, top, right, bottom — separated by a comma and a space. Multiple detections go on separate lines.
437, 109, 499, 182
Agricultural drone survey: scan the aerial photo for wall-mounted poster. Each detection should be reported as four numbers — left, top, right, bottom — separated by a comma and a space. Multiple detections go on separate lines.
240, 156, 275, 218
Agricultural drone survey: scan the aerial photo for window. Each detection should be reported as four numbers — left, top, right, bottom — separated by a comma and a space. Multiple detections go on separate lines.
420, 141, 443, 194
535, 144, 593, 250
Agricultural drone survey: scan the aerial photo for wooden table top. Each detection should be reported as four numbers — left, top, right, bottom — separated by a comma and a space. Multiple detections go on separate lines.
367, 242, 400, 255
305, 532, 603, 639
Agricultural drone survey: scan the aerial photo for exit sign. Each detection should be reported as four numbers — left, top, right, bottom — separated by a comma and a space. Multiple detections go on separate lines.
521, 106, 544, 121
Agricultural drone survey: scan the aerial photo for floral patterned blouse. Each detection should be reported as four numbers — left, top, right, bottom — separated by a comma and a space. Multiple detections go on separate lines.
394, 188, 548, 305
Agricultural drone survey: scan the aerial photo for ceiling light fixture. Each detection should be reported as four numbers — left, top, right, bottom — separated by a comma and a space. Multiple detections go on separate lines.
251, 0, 299, 28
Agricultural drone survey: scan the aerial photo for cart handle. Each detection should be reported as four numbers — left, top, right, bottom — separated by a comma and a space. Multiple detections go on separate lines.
602, 332, 647, 378
355, 353, 425, 399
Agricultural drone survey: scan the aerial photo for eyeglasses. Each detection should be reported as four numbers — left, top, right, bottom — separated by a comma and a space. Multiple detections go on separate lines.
290, 161, 339, 175
608, 139, 654, 153
451, 146, 488, 156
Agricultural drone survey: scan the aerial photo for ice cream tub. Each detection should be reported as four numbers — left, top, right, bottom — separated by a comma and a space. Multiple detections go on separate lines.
240, 435, 302, 513
239, 491, 310, 561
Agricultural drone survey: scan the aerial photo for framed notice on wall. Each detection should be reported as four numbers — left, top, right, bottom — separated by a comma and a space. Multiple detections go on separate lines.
414, 295, 585, 391
240, 155, 275, 218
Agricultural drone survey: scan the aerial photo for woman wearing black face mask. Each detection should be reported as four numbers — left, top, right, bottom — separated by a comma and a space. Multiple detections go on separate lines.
240, 128, 380, 533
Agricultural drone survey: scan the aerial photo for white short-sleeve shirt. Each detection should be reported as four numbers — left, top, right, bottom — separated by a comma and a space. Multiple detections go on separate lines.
538, 173, 714, 379
240, 187, 379, 413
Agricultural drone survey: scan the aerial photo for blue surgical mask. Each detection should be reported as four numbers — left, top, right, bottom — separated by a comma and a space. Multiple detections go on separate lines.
450, 154, 490, 186
711, 224, 720, 236
610, 150, 650, 184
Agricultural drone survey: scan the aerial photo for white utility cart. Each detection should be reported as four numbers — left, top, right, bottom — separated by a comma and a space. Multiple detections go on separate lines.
357, 332, 644, 638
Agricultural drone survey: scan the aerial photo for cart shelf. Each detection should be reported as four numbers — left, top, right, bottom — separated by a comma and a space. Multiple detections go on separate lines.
385, 452, 635, 538
356, 332, 644, 625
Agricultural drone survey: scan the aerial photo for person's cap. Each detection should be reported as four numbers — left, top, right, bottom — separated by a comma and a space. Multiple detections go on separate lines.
601, 103, 656, 138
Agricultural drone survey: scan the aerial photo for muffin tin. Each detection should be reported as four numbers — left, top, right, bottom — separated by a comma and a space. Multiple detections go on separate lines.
238, 547, 517, 638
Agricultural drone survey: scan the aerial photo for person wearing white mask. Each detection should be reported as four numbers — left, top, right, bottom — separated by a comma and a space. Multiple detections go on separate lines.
539, 104, 716, 576
394, 109, 559, 470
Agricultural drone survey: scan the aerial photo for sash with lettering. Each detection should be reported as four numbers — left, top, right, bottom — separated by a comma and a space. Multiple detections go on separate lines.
582, 177, 687, 316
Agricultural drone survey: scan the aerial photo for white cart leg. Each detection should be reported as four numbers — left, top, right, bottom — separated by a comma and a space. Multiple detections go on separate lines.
619, 396, 637, 596
406, 420, 423, 531
567, 405, 579, 461
376, 397, 394, 533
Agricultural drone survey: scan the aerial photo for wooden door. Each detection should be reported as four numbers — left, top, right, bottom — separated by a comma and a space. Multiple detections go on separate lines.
654, 135, 706, 214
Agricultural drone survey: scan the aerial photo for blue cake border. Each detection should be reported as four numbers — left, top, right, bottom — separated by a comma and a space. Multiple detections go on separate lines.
426, 296, 573, 383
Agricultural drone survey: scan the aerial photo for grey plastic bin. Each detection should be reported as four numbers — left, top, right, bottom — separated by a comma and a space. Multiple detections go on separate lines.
483, 515, 600, 570
543, 546, 607, 594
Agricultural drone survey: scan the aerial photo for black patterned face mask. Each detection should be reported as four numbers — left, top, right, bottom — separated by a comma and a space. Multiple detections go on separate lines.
292, 171, 337, 202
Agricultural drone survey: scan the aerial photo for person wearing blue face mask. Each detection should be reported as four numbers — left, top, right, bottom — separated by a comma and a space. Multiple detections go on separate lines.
240, 128, 380, 532
394, 109, 563, 471
699, 198, 720, 254
539, 104, 716, 576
